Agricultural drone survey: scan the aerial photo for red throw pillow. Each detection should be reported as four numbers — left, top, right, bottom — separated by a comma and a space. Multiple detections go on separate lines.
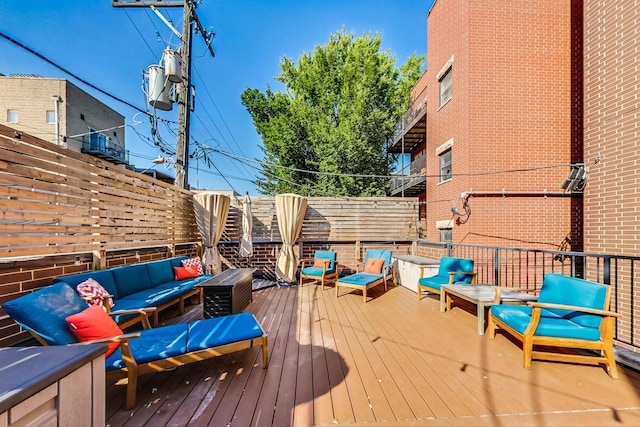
181, 257, 204, 275
364, 258, 385, 274
66, 305, 123, 357
174, 266, 200, 280
313, 258, 330, 268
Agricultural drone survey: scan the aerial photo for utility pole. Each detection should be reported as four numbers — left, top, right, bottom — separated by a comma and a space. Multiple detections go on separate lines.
112, 0, 214, 189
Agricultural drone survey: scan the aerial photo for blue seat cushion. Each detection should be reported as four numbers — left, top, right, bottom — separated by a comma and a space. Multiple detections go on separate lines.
490, 305, 602, 341
105, 323, 189, 370
112, 264, 152, 297
187, 313, 264, 351
2, 283, 88, 345
301, 266, 336, 277
338, 272, 382, 287
418, 274, 450, 291
53, 270, 119, 300
120, 286, 184, 307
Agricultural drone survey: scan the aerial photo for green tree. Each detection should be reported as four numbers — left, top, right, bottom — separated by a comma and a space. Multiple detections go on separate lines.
241, 29, 424, 196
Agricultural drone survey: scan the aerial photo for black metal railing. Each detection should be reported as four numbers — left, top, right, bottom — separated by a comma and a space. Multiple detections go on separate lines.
82, 133, 129, 165
445, 243, 639, 350
390, 156, 427, 194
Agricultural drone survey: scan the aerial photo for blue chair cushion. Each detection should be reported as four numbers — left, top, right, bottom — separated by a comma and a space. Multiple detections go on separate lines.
145, 259, 176, 287
490, 305, 602, 341
53, 270, 119, 299
2, 283, 87, 345
418, 275, 449, 291
313, 250, 337, 270
105, 323, 189, 370
301, 266, 337, 277
112, 264, 152, 297
187, 313, 264, 351
168, 256, 188, 268
365, 250, 392, 269
538, 273, 607, 329
338, 272, 382, 287
438, 257, 474, 283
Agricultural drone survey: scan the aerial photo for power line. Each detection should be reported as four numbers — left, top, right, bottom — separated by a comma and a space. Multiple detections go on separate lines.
0, 31, 147, 115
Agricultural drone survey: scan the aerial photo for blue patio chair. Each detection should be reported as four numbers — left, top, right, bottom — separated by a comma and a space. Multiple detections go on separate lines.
335, 249, 395, 303
488, 273, 619, 378
299, 250, 338, 288
417, 256, 476, 301
2, 282, 268, 409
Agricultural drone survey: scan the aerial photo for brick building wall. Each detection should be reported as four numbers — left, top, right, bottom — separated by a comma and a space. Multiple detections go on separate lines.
420, 0, 582, 251
0, 76, 125, 154
583, 0, 640, 256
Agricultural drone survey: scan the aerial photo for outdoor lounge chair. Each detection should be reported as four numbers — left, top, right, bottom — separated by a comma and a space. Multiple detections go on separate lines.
299, 250, 338, 288
417, 256, 476, 301
2, 282, 269, 409
335, 249, 395, 303
488, 273, 619, 378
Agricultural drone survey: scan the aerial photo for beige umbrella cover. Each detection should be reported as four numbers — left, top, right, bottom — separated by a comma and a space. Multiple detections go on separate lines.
239, 193, 253, 257
275, 193, 308, 283
193, 192, 231, 274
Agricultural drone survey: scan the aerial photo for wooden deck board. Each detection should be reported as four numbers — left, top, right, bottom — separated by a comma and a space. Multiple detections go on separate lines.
105, 283, 640, 426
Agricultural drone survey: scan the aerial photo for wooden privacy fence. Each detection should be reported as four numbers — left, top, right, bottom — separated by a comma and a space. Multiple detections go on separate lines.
0, 123, 199, 261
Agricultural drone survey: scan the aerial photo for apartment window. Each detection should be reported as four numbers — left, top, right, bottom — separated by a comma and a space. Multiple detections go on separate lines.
440, 228, 452, 243
7, 110, 18, 123
439, 67, 452, 107
46, 110, 56, 124
439, 149, 452, 182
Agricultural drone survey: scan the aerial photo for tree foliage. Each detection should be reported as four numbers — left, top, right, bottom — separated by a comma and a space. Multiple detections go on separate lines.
241, 29, 424, 196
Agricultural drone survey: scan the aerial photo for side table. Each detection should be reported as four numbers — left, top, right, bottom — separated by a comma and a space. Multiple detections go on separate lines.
196, 268, 255, 318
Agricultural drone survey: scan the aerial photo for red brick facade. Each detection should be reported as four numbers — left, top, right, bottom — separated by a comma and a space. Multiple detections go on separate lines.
410, 0, 583, 251
583, 0, 640, 256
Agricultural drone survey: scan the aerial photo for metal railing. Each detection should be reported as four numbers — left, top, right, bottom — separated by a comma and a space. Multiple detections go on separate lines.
82, 133, 129, 165
390, 156, 427, 193
445, 242, 639, 350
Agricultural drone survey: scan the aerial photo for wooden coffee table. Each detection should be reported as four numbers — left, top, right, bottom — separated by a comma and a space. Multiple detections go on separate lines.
440, 284, 537, 335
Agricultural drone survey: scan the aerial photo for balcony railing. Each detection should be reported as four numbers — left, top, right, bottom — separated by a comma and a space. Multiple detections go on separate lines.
390, 156, 426, 194
392, 103, 425, 143
82, 133, 129, 165
444, 242, 640, 351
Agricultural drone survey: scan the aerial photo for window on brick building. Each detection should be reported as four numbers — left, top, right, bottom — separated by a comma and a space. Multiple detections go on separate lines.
7, 110, 18, 123
46, 110, 56, 124
439, 149, 452, 182
440, 228, 452, 243
439, 67, 452, 107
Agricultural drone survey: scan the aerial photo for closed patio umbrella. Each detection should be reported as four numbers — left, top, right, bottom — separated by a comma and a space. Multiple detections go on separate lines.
193, 192, 231, 274
275, 193, 308, 284
239, 193, 253, 257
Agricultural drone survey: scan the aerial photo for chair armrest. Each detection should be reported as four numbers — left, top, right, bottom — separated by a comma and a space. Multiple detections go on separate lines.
448, 271, 477, 284
74, 331, 142, 346
108, 307, 156, 329
529, 301, 620, 317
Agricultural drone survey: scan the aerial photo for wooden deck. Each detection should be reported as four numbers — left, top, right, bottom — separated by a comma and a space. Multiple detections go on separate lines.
106, 283, 640, 426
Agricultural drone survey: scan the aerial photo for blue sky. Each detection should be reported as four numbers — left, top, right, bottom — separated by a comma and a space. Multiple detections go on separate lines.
0, 0, 432, 195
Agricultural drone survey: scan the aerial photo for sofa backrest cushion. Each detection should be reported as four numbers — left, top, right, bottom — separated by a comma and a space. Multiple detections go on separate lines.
2, 282, 87, 345
145, 259, 176, 287
314, 250, 336, 270
53, 270, 119, 300
539, 273, 609, 329
365, 250, 392, 270
438, 257, 474, 283
169, 256, 189, 268
111, 264, 152, 297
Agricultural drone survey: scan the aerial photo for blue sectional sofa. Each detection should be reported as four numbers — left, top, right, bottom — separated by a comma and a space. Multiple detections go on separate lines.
53, 256, 211, 328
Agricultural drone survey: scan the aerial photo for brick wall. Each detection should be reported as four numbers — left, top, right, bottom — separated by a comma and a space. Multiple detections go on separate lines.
421, 0, 582, 251
583, 0, 640, 255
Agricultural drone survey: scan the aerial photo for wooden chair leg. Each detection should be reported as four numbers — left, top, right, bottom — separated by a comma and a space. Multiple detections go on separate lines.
523, 337, 534, 369
363, 288, 367, 303
603, 345, 619, 379
487, 315, 497, 339
262, 338, 269, 368
126, 367, 138, 409
417, 286, 422, 301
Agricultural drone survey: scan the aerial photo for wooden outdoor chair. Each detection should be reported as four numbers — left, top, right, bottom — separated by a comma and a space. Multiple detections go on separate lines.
2, 282, 269, 409
335, 249, 395, 303
417, 256, 476, 301
299, 250, 338, 288
488, 273, 619, 378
